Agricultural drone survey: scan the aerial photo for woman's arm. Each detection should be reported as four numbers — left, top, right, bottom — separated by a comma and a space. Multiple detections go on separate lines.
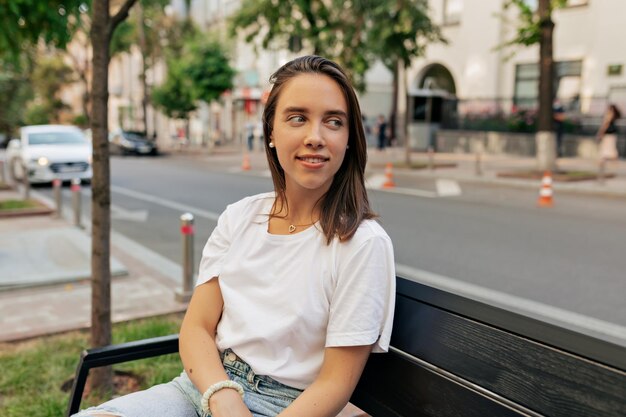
278, 345, 372, 417
179, 279, 252, 417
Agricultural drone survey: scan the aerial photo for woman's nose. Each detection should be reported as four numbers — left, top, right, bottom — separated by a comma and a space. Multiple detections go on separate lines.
304, 124, 324, 148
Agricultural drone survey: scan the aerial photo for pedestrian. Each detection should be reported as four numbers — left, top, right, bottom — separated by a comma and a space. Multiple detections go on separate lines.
245, 121, 255, 151
375, 114, 387, 150
596, 103, 621, 162
553, 99, 566, 157
72, 55, 396, 417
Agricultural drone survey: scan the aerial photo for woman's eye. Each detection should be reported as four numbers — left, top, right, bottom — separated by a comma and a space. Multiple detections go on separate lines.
288, 115, 305, 123
328, 119, 344, 128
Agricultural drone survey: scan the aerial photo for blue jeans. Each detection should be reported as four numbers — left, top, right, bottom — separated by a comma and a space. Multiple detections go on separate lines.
73, 349, 303, 417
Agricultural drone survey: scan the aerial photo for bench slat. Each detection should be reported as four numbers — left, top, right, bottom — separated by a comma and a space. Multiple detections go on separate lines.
352, 352, 529, 417
391, 294, 626, 417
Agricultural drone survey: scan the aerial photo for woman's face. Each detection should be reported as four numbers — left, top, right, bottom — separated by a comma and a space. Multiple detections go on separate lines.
271, 73, 349, 196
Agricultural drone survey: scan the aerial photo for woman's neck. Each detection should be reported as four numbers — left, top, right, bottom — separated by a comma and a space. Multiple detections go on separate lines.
276, 188, 324, 224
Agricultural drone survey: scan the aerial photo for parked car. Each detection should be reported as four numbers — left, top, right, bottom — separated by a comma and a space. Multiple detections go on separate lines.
109, 129, 158, 155
6, 125, 92, 184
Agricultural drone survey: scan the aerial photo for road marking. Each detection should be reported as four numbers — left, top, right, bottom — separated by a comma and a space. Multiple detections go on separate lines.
111, 204, 148, 222
366, 174, 438, 198
111, 185, 221, 221
436, 179, 462, 196
396, 263, 626, 346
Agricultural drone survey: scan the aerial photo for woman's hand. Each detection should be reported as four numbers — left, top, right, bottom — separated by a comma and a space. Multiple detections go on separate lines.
209, 388, 253, 417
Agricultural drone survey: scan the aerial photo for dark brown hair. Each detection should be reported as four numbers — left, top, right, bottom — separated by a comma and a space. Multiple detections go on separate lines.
609, 104, 621, 121
262, 55, 376, 244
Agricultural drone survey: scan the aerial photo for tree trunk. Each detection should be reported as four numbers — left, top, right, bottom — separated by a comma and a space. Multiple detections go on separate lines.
89, 0, 113, 394
395, 60, 410, 166
389, 63, 398, 147
137, 1, 149, 134
536, 0, 557, 171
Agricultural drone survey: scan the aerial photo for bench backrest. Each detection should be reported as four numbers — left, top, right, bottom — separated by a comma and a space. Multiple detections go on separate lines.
351, 277, 626, 416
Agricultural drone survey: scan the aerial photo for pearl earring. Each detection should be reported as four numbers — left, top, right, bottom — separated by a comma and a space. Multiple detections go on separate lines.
269, 142, 275, 148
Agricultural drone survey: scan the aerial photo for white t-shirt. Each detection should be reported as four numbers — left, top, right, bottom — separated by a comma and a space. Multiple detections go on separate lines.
196, 192, 395, 389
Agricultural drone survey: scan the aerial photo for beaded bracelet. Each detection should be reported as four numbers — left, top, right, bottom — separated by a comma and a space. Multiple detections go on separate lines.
200, 380, 245, 414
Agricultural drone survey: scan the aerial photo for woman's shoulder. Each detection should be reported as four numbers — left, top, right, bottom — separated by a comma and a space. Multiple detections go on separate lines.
225, 192, 275, 215
344, 219, 392, 249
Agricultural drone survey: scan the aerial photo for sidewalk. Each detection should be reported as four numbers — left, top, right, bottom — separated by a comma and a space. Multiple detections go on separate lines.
0, 188, 188, 343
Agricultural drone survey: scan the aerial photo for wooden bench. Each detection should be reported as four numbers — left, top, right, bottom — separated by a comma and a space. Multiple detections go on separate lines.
67, 276, 626, 416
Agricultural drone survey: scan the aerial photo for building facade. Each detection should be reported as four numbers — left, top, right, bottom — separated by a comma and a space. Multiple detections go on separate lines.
409, 0, 626, 118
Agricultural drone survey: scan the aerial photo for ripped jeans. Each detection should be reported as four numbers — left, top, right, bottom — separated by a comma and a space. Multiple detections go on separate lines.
73, 349, 303, 417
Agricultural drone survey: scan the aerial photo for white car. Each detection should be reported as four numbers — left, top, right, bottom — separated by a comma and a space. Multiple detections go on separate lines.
6, 125, 92, 184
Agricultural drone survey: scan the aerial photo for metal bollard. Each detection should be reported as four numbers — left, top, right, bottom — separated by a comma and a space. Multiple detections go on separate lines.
176, 213, 195, 303
53, 178, 62, 218
598, 159, 606, 184
475, 151, 483, 176
71, 178, 82, 227
21, 161, 30, 200
427, 146, 435, 171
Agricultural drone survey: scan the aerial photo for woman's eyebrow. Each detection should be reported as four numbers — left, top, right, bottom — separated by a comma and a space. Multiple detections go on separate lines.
282, 106, 308, 114
281, 107, 347, 118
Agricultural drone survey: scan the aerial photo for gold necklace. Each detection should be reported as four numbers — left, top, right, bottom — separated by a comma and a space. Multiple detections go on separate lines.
288, 222, 316, 233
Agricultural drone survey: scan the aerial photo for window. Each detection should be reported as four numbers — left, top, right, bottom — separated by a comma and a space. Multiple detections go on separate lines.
443, 0, 463, 25
522, 0, 588, 10
513, 60, 582, 110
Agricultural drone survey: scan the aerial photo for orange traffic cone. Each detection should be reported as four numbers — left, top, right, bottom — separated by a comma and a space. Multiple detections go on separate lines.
242, 153, 251, 171
382, 162, 396, 189
537, 171, 554, 207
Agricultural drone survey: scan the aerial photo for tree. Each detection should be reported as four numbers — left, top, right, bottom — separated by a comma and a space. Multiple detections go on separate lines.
152, 59, 197, 139
152, 36, 235, 144
504, 0, 567, 170
89, 0, 138, 394
1, 0, 138, 394
368, 0, 444, 165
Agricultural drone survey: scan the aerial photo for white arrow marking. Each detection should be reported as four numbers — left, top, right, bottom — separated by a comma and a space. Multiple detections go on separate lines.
111, 204, 148, 222
436, 179, 462, 197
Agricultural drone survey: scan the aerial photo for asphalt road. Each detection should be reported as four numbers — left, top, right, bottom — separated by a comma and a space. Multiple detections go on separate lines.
37, 153, 626, 345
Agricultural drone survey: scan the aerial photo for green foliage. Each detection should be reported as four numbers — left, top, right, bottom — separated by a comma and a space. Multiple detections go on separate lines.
152, 35, 235, 121
186, 40, 235, 103
27, 55, 74, 123
502, 0, 568, 48
0, 0, 88, 65
73, 113, 89, 127
0, 63, 34, 137
151, 60, 197, 120
110, 20, 135, 56
0, 314, 183, 416
368, 0, 445, 70
24, 102, 52, 125
229, 0, 442, 91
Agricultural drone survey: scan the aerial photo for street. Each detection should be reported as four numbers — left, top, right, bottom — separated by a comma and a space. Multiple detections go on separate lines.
36, 152, 626, 345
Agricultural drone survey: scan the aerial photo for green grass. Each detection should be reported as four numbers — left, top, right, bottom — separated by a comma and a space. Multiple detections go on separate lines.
0, 313, 184, 416
0, 199, 39, 210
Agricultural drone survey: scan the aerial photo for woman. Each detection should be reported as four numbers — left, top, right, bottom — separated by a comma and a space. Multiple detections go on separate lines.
596, 104, 621, 161
74, 55, 395, 417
